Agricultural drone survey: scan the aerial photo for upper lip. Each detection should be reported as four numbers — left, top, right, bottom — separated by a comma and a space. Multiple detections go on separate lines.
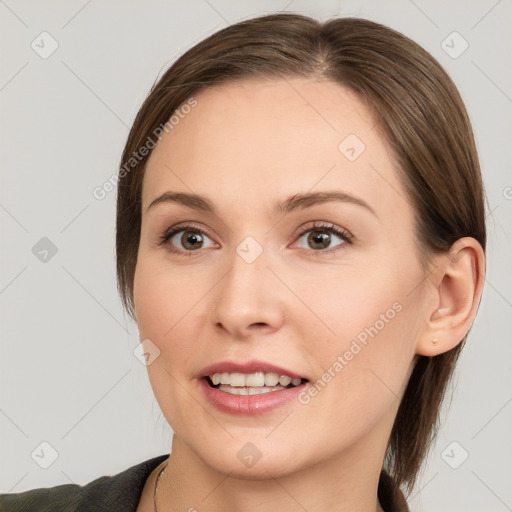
199, 360, 307, 380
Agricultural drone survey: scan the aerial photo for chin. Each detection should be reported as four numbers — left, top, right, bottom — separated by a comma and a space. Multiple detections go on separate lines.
181, 433, 299, 479
207, 453, 302, 481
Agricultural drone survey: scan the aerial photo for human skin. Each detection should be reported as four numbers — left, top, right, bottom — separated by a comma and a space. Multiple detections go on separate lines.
133, 78, 485, 512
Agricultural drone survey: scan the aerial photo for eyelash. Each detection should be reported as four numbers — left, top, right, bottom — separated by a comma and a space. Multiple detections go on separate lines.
157, 221, 353, 257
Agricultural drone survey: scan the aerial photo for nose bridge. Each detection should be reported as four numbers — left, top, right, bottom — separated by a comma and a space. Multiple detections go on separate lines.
212, 233, 283, 335
225, 233, 273, 302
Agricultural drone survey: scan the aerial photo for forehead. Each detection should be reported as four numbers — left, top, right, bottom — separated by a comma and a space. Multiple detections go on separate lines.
142, 77, 408, 221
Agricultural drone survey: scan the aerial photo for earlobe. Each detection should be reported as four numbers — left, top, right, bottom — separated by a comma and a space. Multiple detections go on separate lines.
416, 237, 485, 357
416, 306, 451, 357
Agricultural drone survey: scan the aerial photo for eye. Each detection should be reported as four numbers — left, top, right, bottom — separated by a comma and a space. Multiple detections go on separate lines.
157, 223, 216, 255
157, 221, 353, 256
293, 222, 353, 255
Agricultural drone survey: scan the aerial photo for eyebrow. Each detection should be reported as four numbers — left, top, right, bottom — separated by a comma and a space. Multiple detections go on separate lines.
144, 190, 377, 218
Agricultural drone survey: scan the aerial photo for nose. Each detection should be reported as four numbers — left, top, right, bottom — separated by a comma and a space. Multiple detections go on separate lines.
211, 241, 286, 340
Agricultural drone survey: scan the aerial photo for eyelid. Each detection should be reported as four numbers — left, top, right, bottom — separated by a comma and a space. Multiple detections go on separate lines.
295, 221, 354, 241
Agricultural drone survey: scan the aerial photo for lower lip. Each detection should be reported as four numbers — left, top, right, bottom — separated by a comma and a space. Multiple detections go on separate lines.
199, 378, 307, 415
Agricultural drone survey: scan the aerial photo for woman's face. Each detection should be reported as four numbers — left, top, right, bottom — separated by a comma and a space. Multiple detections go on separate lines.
134, 77, 433, 478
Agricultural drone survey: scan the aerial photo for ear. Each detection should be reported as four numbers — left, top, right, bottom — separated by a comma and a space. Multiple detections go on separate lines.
416, 237, 486, 357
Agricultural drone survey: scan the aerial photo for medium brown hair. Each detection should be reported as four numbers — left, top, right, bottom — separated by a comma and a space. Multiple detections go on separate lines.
116, 13, 486, 499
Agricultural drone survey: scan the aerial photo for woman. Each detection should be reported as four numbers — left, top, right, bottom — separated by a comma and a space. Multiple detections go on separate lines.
0, 12, 486, 512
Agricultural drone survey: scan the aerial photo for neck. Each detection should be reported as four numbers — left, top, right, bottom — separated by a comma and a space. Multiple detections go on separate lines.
156, 433, 387, 512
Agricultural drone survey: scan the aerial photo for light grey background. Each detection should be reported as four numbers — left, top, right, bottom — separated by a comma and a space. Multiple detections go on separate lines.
1, 1, 511, 510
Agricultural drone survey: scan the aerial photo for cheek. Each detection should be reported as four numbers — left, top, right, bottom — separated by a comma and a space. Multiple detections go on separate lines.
133, 251, 200, 378
133, 253, 204, 429
298, 260, 421, 399
290, 302, 414, 450
134, 249, 200, 339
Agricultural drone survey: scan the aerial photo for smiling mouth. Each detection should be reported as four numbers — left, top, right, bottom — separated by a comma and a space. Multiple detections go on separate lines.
205, 371, 307, 395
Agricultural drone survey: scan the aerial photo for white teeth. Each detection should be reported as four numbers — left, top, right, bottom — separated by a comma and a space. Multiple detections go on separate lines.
264, 373, 279, 386
278, 375, 292, 386
229, 372, 246, 387
218, 384, 286, 395
245, 372, 265, 387
248, 386, 275, 395
209, 371, 303, 388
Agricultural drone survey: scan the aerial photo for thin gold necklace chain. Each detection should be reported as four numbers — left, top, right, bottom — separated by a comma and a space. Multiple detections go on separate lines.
153, 460, 169, 512
153, 460, 385, 512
